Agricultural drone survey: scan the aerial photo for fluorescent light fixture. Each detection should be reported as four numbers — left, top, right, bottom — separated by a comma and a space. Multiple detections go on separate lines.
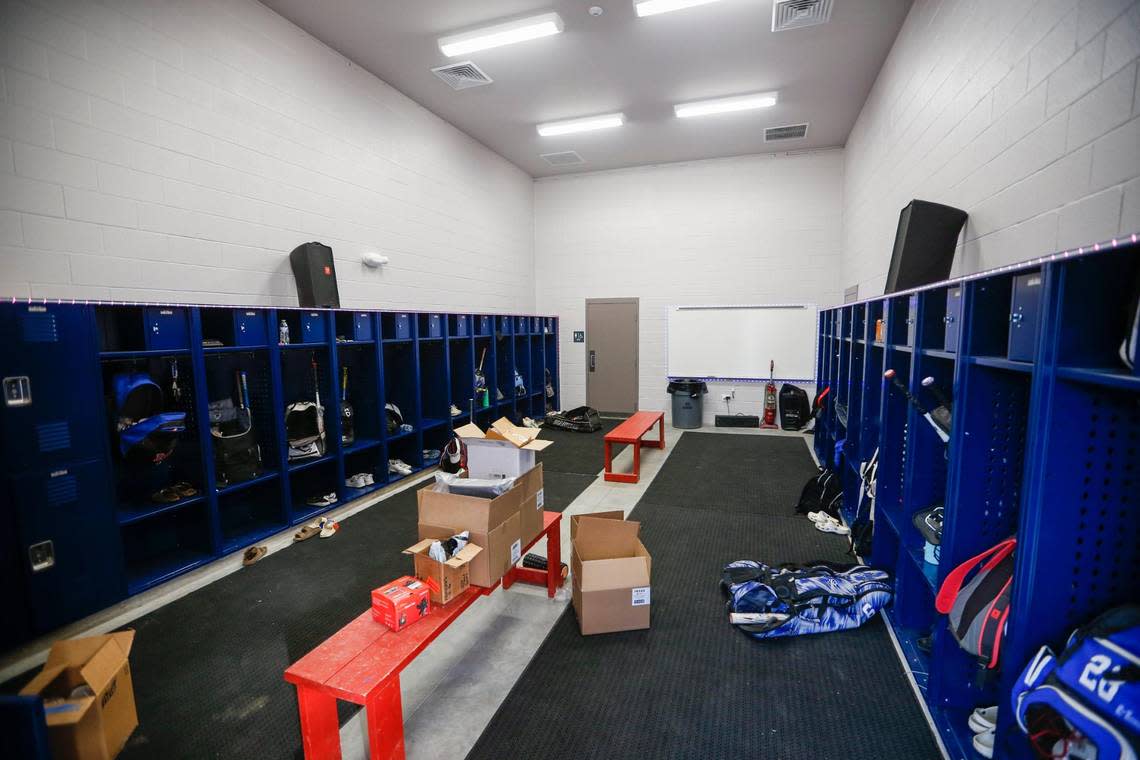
537, 113, 625, 137
438, 12, 564, 57
634, 0, 722, 18
674, 91, 779, 118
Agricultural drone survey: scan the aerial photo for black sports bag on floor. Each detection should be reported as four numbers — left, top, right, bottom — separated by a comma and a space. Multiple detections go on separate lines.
779, 384, 811, 430
795, 468, 842, 518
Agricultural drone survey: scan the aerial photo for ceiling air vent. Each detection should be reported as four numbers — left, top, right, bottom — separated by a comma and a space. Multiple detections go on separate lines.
765, 123, 810, 141
540, 151, 585, 167
772, 0, 833, 32
431, 61, 493, 90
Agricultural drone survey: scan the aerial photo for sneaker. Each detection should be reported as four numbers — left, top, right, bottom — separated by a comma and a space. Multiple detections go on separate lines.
968, 706, 998, 734
496, 388, 505, 401
815, 520, 850, 535
345, 473, 374, 489
422, 449, 441, 463
972, 728, 995, 759
318, 517, 339, 539
399, 423, 413, 433
305, 492, 337, 507
449, 404, 463, 417
388, 459, 413, 476
807, 511, 836, 524
522, 417, 540, 429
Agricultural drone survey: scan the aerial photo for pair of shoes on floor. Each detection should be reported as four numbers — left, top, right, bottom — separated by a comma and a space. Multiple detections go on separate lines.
389, 458, 413, 476
449, 403, 463, 417
345, 472, 375, 489
422, 449, 441, 463
970, 706, 998, 758
317, 516, 339, 538
808, 510, 850, 535
305, 492, 338, 508
242, 545, 267, 566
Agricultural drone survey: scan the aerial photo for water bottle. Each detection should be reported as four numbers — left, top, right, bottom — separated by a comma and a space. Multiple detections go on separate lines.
279, 319, 290, 345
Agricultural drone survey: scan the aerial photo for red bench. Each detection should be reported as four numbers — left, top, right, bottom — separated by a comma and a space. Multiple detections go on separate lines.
604, 410, 666, 483
284, 511, 563, 760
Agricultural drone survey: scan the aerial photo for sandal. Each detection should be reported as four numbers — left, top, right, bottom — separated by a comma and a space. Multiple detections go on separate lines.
293, 524, 320, 542
242, 546, 267, 566
172, 482, 199, 498
150, 486, 183, 504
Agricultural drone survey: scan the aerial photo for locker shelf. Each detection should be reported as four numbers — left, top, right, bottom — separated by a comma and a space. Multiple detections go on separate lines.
127, 550, 212, 595
117, 494, 205, 526
216, 471, 279, 496
203, 345, 268, 354
1055, 366, 1140, 392
342, 438, 382, 455
280, 342, 327, 350
967, 356, 1033, 373
920, 348, 956, 360
100, 348, 191, 358
335, 339, 374, 346
386, 428, 417, 441
288, 453, 335, 472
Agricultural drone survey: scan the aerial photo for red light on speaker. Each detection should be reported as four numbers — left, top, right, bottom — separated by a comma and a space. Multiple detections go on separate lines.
324, 266, 331, 276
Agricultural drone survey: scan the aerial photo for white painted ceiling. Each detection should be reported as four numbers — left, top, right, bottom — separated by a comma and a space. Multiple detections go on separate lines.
261, 0, 913, 177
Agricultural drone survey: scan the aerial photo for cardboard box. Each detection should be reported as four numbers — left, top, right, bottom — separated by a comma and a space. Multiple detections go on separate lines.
513, 463, 545, 547
571, 515, 652, 635
371, 577, 432, 631
403, 539, 483, 604
454, 418, 553, 479
19, 631, 137, 760
418, 478, 523, 587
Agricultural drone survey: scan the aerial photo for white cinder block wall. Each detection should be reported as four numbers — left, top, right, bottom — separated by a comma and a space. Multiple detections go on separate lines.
534, 151, 844, 422
0, 0, 535, 312
843, 0, 1140, 294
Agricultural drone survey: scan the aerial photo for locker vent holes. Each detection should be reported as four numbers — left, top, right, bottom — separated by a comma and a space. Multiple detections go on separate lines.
1067, 391, 1140, 630
980, 378, 1028, 541
21, 311, 58, 342
46, 472, 78, 505
37, 422, 71, 452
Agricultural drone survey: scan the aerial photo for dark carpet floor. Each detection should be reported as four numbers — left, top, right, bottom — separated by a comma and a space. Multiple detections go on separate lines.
536, 417, 624, 475
467, 433, 941, 760
4, 463, 601, 760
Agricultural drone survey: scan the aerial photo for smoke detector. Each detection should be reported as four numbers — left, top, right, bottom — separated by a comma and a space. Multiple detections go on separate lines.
772, 0, 833, 32
765, 123, 810, 141
540, 151, 585, 167
431, 61, 493, 90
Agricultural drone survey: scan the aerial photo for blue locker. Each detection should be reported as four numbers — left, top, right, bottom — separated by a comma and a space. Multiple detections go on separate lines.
477, 315, 493, 336
424, 314, 443, 338
453, 315, 469, 337
144, 306, 189, 350
499, 315, 513, 335
515, 316, 528, 334
352, 312, 372, 341
1008, 271, 1042, 361
944, 286, 963, 351
11, 461, 125, 631
300, 311, 326, 343
392, 313, 412, 340
234, 309, 267, 346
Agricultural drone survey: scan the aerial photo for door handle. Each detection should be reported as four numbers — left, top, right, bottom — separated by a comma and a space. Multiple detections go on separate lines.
589, 350, 596, 372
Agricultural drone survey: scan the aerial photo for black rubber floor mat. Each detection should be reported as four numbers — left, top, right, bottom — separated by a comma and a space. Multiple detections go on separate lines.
541, 472, 598, 513
638, 432, 820, 514
536, 417, 625, 475
3, 462, 602, 760
467, 439, 939, 760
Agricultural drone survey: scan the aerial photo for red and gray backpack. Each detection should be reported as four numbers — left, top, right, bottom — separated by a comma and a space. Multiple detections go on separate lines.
935, 537, 1016, 669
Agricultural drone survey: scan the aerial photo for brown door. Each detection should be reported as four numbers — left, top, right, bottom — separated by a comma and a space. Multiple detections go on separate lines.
586, 299, 638, 414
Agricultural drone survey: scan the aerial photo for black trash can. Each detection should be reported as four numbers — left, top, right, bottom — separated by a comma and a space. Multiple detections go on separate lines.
667, 379, 707, 429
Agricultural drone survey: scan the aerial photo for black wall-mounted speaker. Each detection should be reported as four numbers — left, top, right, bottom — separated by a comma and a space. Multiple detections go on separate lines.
289, 242, 340, 308
884, 200, 968, 294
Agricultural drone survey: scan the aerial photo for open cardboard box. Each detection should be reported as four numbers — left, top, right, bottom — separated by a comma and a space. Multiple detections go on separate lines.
418, 476, 523, 587
570, 513, 652, 635
454, 418, 553, 479
403, 538, 483, 604
20, 631, 137, 760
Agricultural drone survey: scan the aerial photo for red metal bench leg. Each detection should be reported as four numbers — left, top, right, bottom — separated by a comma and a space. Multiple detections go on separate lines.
654, 415, 665, 448
604, 440, 613, 476
547, 516, 561, 599
366, 676, 405, 760
296, 684, 342, 760
632, 442, 641, 482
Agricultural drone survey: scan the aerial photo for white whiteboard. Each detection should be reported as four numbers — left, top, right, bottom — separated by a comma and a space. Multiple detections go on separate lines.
667, 304, 817, 381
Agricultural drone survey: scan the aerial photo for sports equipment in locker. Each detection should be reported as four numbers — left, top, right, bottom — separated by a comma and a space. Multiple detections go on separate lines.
884, 369, 949, 443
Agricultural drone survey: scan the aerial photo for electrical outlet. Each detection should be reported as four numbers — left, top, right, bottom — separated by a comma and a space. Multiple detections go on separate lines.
721, 393, 732, 402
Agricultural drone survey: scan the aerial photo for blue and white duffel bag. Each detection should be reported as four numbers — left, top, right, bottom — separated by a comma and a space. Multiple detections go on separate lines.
1012, 605, 1139, 759
721, 561, 892, 639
